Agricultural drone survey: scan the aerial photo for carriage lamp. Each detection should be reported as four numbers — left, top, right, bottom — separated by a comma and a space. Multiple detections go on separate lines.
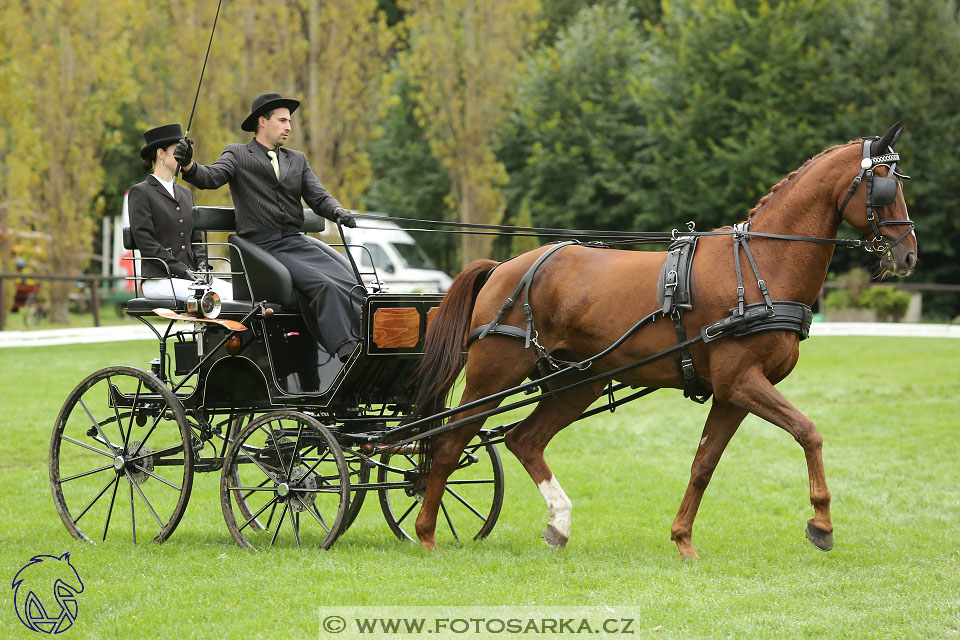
200, 290, 222, 319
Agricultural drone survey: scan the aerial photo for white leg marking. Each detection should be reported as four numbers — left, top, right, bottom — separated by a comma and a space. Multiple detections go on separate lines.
538, 475, 572, 546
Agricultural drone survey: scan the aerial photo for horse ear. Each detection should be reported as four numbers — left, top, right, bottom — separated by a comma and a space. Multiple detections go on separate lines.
871, 121, 903, 155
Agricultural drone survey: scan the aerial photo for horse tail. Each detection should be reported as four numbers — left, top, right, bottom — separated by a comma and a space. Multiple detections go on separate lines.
410, 259, 498, 424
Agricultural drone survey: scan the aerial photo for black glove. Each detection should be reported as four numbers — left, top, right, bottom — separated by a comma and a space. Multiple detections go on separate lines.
173, 137, 194, 167
334, 207, 356, 228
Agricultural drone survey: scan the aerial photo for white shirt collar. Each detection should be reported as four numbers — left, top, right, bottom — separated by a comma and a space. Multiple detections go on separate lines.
152, 174, 175, 198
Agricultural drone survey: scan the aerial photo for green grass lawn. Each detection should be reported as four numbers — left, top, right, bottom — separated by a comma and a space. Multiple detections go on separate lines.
0, 337, 958, 639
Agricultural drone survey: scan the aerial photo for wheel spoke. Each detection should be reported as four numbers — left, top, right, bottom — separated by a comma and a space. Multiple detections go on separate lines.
444, 486, 486, 521
59, 464, 114, 484
129, 478, 136, 544
296, 495, 331, 533
229, 485, 279, 492
260, 423, 288, 474
285, 423, 304, 479
239, 446, 281, 483
131, 465, 183, 492
128, 407, 169, 459
79, 398, 118, 456
242, 478, 271, 501
73, 474, 119, 524
291, 509, 302, 548
299, 448, 333, 477
238, 496, 279, 533
123, 377, 143, 450
102, 475, 121, 542
264, 501, 279, 530
60, 435, 113, 459
127, 470, 164, 529
106, 374, 130, 450
127, 443, 184, 464
439, 500, 459, 541
270, 502, 290, 546
395, 500, 418, 526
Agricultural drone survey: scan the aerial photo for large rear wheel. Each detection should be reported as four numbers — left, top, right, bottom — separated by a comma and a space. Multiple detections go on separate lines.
49, 366, 194, 544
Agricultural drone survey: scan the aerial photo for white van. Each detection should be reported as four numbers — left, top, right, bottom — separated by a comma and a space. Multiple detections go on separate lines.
345, 216, 453, 293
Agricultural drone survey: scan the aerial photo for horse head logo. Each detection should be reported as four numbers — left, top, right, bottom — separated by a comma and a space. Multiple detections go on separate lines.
11, 553, 84, 634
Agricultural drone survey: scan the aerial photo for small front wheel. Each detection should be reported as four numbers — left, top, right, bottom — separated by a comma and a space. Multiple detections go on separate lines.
220, 411, 349, 549
378, 434, 504, 543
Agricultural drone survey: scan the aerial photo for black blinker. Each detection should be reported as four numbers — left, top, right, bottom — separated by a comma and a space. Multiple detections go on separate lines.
872, 176, 898, 206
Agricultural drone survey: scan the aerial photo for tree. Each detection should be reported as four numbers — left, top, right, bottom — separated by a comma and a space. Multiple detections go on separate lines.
399, 0, 541, 265
0, 3, 36, 327
16, 0, 138, 323
365, 69, 456, 272
501, 1, 652, 233
632, 0, 960, 317
634, 0, 869, 232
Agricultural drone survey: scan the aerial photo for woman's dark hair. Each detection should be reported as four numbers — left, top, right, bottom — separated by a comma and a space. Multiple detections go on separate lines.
139, 149, 156, 172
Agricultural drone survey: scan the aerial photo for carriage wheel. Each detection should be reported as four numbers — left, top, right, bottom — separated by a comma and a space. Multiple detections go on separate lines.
378, 434, 504, 543
220, 411, 349, 549
49, 366, 194, 544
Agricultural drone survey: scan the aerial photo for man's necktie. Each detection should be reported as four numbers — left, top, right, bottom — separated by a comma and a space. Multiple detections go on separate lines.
266, 149, 280, 180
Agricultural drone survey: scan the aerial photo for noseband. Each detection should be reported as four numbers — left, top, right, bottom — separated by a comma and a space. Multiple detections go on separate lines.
837, 138, 915, 252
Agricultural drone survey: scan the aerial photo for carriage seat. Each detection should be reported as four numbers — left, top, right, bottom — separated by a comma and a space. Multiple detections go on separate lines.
193, 206, 354, 310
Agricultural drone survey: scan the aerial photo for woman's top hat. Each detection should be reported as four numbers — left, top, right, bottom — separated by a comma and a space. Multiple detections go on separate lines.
140, 123, 184, 160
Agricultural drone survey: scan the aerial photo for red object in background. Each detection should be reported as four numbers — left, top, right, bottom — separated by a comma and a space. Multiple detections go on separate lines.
11, 283, 40, 311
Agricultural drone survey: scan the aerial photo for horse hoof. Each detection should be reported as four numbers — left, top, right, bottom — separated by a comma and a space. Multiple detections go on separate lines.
805, 522, 834, 551
543, 524, 568, 550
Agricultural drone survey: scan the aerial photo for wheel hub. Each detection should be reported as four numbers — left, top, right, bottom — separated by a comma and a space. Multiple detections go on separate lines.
288, 467, 317, 512
125, 440, 154, 485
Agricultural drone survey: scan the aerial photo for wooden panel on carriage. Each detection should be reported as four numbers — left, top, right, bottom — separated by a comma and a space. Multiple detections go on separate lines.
364, 293, 444, 355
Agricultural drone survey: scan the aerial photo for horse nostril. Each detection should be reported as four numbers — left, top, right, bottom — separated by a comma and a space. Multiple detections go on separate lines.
905, 251, 917, 270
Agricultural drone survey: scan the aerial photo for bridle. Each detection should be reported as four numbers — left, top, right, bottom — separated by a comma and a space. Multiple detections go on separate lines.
837, 137, 915, 253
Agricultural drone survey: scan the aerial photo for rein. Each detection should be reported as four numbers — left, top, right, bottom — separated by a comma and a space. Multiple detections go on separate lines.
351, 217, 894, 252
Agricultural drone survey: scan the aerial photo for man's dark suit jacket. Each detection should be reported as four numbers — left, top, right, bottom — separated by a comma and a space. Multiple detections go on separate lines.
128, 175, 205, 279
181, 139, 343, 234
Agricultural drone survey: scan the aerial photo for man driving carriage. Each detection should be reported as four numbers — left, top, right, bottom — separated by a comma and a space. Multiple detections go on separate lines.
175, 92, 361, 360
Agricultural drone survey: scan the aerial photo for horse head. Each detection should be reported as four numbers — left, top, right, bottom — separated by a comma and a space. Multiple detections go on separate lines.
837, 122, 918, 277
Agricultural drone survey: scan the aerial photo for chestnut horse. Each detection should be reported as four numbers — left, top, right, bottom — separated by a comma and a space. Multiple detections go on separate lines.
410, 124, 917, 558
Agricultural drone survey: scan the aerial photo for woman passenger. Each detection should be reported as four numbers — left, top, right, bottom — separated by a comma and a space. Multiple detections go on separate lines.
129, 123, 232, 300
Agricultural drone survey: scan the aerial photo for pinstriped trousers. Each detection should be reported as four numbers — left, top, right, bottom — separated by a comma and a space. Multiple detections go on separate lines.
245, 231, 362, 354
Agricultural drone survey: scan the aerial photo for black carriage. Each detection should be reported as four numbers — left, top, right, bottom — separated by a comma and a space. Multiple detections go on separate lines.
49, 207, 504, 548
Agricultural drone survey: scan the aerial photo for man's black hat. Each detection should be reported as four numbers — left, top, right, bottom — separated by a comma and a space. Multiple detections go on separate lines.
140, 123, 183, 160
241, 93, 300, 132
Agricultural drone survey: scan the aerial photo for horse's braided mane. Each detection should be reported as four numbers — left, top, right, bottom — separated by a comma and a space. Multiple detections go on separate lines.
747, 139, 859, 218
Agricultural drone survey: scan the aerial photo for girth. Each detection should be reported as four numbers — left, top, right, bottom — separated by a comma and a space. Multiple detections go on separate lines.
658, 235, 708, 402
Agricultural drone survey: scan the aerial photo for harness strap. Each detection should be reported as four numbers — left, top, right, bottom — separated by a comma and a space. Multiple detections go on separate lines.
467, 324, 526, 344
473, 241, 577, 347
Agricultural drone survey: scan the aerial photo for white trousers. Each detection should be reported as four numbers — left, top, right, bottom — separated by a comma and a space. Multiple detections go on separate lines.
142, 277, 233, 301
